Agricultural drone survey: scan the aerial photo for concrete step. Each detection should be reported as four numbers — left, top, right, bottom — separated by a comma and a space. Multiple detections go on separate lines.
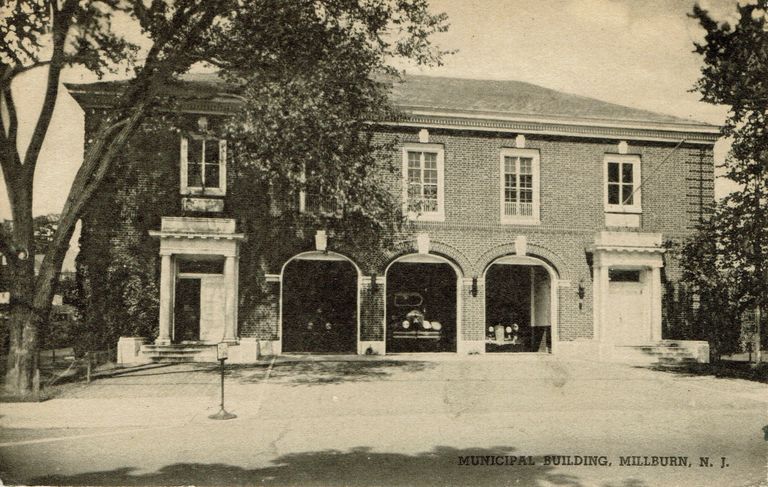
140, 344, 216, 363
614, 343, 702, 364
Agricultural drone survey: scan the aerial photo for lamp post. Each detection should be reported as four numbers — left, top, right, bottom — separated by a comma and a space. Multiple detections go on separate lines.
209, 342, 237, 420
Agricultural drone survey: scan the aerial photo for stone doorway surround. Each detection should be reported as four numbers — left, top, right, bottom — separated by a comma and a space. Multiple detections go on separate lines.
148, 217, 245, 346
590, 231, 664, 356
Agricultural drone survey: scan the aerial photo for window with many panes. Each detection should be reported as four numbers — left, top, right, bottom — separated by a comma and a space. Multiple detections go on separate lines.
402, 144, 444, 221
500, 148, 540, 223
299, 169, 342, 217
604, 154, 641, 213
181, 136, 227, 195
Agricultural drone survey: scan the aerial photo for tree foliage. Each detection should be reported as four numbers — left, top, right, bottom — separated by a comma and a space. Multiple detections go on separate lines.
0, 0, 449, 391
1, 0, 449, 395
75, 1, 451, 351
681, 1, 768, 356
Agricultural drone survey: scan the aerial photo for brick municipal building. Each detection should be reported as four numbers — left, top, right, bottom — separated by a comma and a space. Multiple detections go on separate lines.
67, 75, 719, 364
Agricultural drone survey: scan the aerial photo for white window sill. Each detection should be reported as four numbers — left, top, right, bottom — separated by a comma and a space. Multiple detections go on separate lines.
407, 212, 445, 223
604, 206, 642, 215
500, 217, 541, 226
181, 187, 226, 197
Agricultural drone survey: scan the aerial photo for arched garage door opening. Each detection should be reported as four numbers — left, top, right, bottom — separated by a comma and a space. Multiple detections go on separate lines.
386, 255, 458, 353
485, 256, 556, 353
282, 254, 358, 353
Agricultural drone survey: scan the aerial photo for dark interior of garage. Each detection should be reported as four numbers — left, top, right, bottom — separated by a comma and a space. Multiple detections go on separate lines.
386, 262, 457, 353
282, 259, 358, 353
485, 264, 551, 353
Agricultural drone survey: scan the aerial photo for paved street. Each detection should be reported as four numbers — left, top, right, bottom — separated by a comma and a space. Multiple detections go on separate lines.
1, 356, 766, 486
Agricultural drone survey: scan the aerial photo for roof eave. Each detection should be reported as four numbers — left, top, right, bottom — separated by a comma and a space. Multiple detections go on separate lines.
386, 106, 720, 145
66, 86, 721, 145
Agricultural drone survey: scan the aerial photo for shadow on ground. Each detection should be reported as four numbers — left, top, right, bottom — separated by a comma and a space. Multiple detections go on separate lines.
29, 446, 646, 486
80, 360, 436, 387
639, 362, 768, 383
225, 360, 437, 386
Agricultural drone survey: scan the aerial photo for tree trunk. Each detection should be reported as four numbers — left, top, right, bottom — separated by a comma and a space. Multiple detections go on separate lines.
4, 265, 42, 396
4, 307, 40, 396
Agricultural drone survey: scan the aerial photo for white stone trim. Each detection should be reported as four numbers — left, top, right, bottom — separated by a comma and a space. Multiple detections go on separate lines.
591, 231, 665, 347
605, 213, 640, 228
387, 107, 720, 144
359, 341, 386, 355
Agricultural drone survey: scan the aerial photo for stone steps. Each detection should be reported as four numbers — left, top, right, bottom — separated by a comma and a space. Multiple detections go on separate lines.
140, 344, 217, 363
613, 342, 705, 364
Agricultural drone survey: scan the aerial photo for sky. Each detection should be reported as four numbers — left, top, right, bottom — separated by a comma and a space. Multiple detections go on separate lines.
0, 0, 746, 221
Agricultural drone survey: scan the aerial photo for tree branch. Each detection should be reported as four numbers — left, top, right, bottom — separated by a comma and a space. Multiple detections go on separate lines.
36, 104, 148, 305
3, 87, 19, 149
21, 5, 68, 175
0, 61, 52, 87
0, 87, 21, 196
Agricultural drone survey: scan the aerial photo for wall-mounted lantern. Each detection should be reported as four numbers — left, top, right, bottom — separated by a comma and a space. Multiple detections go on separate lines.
471, 276, 478, 297
371, 273, 378, 293
577, 280, 585, 310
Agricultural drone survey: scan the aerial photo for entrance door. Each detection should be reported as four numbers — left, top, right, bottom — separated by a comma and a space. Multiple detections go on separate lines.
174, 278, 201, 343
606, 269, 649, 345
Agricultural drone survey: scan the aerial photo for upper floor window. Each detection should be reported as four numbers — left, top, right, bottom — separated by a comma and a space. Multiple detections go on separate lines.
298, 165, 342, 217
500, 148, 540, 224
180, 136, 227, 196
402, 144, 445, 221
604, 154, 641, 213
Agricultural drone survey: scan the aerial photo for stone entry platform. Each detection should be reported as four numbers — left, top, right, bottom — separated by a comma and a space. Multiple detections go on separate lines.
612, 340, 709, 364
141, 344, 217, 363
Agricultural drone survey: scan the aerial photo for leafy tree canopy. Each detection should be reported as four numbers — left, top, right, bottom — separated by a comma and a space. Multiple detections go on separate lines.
681, 1, 768, 355
1, 0, 450, 395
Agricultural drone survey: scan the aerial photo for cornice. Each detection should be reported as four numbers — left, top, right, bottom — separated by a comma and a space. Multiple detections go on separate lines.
68, 89, 720, 145
385, 108, 720, 145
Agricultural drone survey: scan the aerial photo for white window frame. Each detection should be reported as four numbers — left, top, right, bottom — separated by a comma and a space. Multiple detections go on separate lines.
180, 136, 227, 196
402, 143, 445, 222
298, 164, 343, 217
499, 148, 540, 224
604, 154, 641, 214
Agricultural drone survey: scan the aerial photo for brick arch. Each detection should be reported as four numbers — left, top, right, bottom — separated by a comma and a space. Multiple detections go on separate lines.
428, 240, 473, 277
371, 240, 418, 274
375, 239, 471, 277
477, 242, 568, 280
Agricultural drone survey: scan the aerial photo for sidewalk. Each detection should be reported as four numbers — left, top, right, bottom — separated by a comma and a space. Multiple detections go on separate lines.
1, 357, 766, 486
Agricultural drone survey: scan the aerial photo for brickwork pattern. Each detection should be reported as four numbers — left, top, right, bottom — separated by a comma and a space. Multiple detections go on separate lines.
360, 284, 385, 342
79, 112, 716, 349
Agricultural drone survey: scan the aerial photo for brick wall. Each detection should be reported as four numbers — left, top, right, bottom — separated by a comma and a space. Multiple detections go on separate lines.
79, 110, 716, 348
